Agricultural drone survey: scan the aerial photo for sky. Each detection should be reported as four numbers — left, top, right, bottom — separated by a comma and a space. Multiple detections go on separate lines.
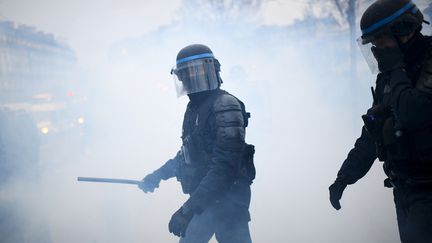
1, 0, 432, 243
0, 0, 312, 68
1, 0, 429, 67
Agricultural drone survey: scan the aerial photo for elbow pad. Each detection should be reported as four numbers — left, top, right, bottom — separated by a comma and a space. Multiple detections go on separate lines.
213, 94, 245, 150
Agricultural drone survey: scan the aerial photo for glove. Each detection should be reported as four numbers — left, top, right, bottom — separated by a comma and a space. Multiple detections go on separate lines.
371, 46, 404, 73
329, 181, 347, 210
168, 206, 194, 237
138, 172, 161, 193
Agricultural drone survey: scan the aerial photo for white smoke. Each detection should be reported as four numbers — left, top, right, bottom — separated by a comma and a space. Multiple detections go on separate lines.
3, 0, 427, 242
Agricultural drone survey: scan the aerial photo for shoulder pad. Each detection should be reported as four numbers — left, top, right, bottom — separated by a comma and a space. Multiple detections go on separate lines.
213, 93, 242, 113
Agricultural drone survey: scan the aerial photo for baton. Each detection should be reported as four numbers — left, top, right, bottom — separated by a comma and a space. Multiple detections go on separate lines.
77, 177, 141, 185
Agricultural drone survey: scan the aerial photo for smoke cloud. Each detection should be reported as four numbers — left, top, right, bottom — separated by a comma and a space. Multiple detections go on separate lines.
2, 1, 430, 242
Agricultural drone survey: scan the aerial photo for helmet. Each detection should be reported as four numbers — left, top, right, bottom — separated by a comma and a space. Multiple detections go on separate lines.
357, 0, 425, 74
359, 0, 424, 44
170, 44, 221, 97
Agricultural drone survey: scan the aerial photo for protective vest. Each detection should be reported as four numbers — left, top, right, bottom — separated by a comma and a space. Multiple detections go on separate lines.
177, 89, 255, 194
364, 37, 432, 177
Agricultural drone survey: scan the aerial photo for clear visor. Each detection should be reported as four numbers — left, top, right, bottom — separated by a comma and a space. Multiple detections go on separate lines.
357, 37, 379, 74
171, 58, 219, 97
357, 34, 403, 74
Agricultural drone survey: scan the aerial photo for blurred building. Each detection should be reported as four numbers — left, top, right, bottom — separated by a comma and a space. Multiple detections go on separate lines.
0, 20, 89, 151
0, 20, 82, 242
0, 20, 77, 101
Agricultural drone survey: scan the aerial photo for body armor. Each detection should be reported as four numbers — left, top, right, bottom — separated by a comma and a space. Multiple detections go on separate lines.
177, 89, 254, 194
363, 37, 432, 177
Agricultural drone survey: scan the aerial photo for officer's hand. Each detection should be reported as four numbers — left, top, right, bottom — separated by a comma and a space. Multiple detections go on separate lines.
371, 46, 404, 73
138, 172, 161, 193
168, 206, 194, 237
329, 181, 347, 210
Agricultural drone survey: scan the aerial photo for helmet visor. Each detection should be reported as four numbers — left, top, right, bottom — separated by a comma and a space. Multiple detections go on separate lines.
357, 35, 403, 74
357, 37, 379, 74
171, 58, 219, 97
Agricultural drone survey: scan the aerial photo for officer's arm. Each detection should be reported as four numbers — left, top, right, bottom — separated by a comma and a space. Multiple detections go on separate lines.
336, 127, 377, 184
183, 95, 245, 214
154, 150, 181, 180
389, 68, 432, 129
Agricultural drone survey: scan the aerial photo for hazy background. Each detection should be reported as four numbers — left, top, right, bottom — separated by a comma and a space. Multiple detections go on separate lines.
1, 0, 432, 242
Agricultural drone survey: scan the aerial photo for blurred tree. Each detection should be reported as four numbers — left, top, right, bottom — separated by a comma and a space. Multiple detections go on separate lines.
425, 3, 432, 34
181, 0, 262, 22
334, 0, 358, 80
309, 0, 373, 124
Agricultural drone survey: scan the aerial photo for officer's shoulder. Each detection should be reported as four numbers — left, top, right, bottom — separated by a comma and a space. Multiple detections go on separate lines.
212, 90, 242, 112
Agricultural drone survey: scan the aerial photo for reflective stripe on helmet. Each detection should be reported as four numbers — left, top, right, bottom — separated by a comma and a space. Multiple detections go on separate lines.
176, 53, 214, 65
361, 1, 417, 35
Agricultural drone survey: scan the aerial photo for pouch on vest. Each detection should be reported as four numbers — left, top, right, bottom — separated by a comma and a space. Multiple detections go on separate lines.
382, 117, 410, 162
239, 144, 255, 183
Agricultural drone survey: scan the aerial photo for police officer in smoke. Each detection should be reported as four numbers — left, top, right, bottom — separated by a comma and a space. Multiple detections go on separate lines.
138, 44, 255, 243
329, 0, 432, 242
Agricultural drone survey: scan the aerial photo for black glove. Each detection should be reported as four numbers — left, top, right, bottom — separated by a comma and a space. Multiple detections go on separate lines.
168, 206, 194, 237
329, 181, 347, 210
138, 172, 161, 193
371, 46, 404, 73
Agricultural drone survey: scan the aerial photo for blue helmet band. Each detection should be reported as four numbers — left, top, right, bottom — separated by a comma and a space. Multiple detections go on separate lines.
361, 1, 418, 36
176, 53, 214, 65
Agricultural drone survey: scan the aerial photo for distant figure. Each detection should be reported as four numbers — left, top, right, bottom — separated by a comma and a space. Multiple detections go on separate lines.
329, 0, 432, 242
138, 44, 255, 243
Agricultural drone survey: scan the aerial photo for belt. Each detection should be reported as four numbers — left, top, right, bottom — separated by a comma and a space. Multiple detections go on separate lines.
384, 175, 432, 189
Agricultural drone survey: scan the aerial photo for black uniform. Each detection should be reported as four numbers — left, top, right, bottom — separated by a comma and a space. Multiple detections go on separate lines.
153, 88, 254, 243
335, 33, 432, 242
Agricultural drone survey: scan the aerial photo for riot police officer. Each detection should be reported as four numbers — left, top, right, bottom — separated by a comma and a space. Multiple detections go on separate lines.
138, 44, 255, 243
329, 0, 432, 242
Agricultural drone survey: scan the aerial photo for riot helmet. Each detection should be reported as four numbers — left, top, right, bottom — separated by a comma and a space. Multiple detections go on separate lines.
171, 44, 221, 97
357, 0, 426, 73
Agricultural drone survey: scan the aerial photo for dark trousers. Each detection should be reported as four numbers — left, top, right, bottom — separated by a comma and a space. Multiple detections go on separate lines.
179, 201, 252, 243
393, 186, 432, 243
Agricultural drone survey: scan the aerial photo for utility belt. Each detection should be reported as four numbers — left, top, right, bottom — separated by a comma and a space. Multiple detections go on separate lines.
384, 173, 432, 190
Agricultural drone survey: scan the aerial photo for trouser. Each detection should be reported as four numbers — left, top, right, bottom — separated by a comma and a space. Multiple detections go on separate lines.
178, 176, 252, 243
393, 186, 432, 243
179, 204, 251, 243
